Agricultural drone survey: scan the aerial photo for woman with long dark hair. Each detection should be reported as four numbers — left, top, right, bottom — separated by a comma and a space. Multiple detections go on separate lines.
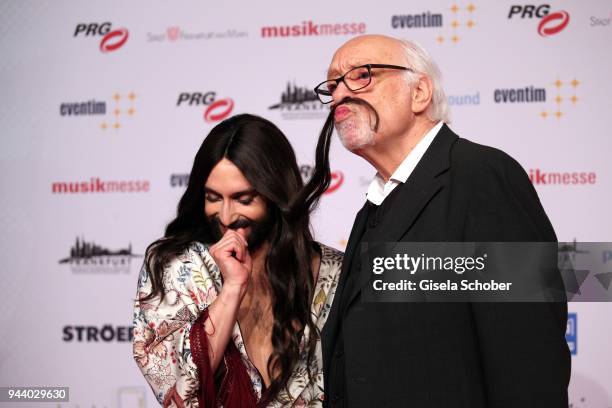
132, 114, 342, 407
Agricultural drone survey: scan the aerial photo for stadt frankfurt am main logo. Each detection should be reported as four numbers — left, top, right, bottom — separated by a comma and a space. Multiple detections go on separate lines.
59, 236, 142, 273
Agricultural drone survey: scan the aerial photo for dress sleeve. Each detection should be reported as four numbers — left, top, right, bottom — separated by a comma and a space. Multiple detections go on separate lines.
132, 245, 218, 406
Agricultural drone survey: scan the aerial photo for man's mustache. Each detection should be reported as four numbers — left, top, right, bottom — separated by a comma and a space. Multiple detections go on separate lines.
331, 96, 380, 132
293, 97, 380, 217
208, 216, 252, 231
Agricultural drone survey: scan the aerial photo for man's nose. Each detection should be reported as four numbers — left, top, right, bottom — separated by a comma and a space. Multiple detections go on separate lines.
219, 202, 235, 227
332, 80, 354, 105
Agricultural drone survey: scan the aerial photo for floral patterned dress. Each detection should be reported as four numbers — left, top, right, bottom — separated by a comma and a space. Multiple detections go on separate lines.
133, 242, 343, 407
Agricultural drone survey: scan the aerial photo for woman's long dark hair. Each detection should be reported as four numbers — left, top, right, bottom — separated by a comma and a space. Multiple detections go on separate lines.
142, 113, 318, 401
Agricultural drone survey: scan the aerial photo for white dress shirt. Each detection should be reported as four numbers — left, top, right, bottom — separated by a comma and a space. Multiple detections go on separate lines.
366, 121, 444, 205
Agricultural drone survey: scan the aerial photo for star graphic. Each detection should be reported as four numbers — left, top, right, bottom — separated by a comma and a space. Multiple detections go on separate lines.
467, 3, 476, 12
467, 20, 475, 28
555, 110, 563, 119
540, 111, 548, 119
451, 4, 459, 13
437, 36, 445, 44
570, 95, 578, 104
128, 108, 136, 115
554, 79, 563, 89
114, 122, 121, 129
101, 122, 108, 130
113, 93, 121, 102
452, 20, 459, 29
451, 35, 460, 43
128, 92, 137, 101
555, 95, 563, 104
114, 108, 121, 116
571, 79, 580, 88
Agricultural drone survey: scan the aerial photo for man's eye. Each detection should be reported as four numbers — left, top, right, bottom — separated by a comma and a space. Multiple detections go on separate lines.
327, 82, 337, 94
237, 196, 254, 205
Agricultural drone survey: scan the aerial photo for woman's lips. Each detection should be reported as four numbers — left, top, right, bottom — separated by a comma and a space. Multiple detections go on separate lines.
334, 105, 352, 122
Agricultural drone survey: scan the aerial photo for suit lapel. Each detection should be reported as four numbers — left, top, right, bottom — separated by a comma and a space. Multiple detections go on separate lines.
321, 203, 369, 363
342, 125, 458, 309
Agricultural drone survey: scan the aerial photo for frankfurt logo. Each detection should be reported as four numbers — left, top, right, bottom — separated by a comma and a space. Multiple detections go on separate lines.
74, 22, 129, 53
177, 92, 234, 123
59, 237, 142, 274
268, 82, 327, 120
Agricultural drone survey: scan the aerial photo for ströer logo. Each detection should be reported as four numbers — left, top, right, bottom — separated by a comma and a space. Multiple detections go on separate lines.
204, 98, 234, 123
538, 11, 570, 37
100, 28, 129, 52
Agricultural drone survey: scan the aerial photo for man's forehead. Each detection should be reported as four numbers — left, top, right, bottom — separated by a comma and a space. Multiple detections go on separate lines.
327, 39, 403, 78
327, 58, 370, 78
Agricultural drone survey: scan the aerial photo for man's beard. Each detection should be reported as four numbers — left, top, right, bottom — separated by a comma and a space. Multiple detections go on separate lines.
295, 97, 381, 216
206, 211, 275, 252
332, 97, 380, 151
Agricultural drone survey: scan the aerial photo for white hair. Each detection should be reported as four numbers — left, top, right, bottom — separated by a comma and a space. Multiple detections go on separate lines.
399, 39, 451, 124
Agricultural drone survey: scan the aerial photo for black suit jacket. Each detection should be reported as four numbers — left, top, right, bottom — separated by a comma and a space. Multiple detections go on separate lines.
322, 125, 570, 407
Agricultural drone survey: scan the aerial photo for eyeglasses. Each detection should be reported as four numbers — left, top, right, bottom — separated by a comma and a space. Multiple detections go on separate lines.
314, 64, 413, 104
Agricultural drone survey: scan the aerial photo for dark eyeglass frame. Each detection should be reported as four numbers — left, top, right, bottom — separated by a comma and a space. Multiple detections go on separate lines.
314, 63, 413, 104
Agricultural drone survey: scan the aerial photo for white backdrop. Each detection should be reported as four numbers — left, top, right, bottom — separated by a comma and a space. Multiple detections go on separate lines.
1, 0, 611, 406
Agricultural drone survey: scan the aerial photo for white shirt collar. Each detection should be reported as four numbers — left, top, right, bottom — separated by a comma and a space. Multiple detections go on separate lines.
366, 121, 444, 205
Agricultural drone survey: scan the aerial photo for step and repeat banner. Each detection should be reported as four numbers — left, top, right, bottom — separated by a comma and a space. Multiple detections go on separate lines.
1, 0, 611, 406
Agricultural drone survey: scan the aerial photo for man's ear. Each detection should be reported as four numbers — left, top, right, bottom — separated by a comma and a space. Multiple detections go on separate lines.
411, 75, 434, 115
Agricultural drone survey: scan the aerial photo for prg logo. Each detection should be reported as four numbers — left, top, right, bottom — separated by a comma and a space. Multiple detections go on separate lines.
177, 92, 235, 123
74, 22, 129, 53
507, 5, 570, 37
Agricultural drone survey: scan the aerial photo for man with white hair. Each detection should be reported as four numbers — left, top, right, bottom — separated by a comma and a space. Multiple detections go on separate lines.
306, 35, 570, 407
